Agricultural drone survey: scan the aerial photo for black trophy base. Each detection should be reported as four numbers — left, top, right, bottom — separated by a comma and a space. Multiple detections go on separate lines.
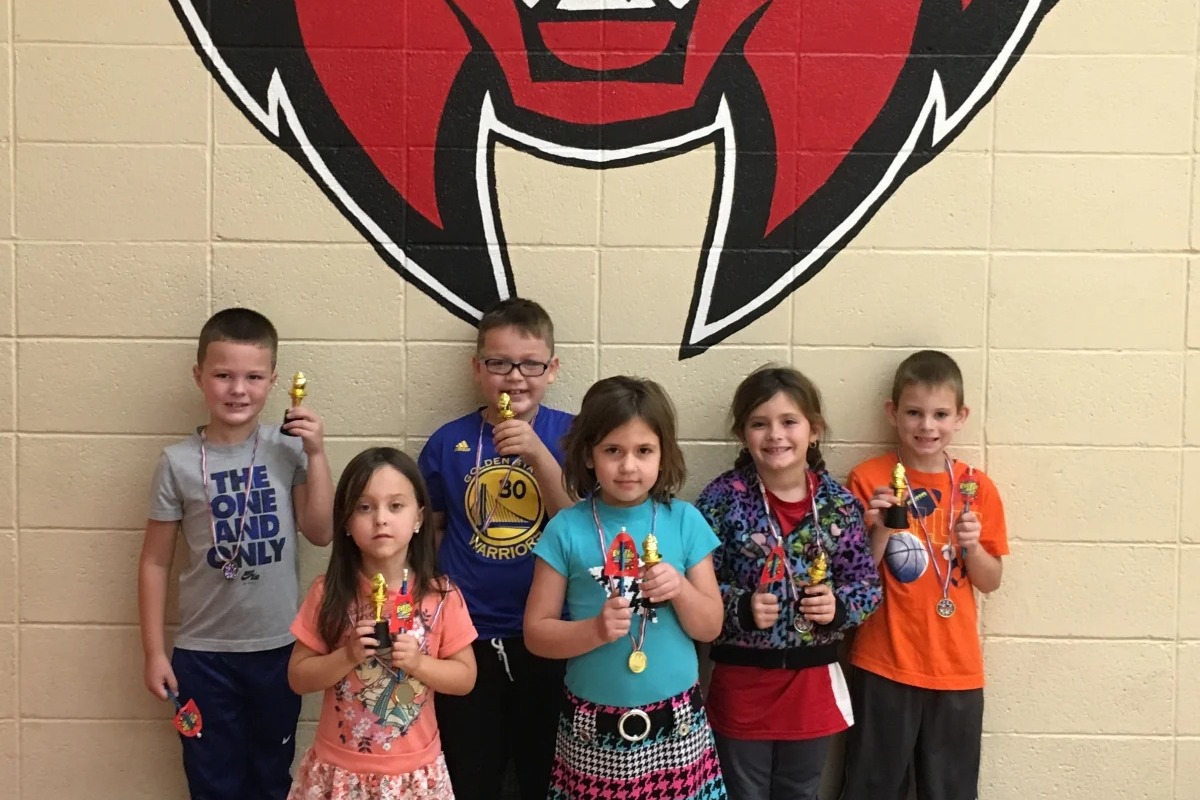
884, 504, 909, 530
281, 409, 297, 436
373, 621, 392, 652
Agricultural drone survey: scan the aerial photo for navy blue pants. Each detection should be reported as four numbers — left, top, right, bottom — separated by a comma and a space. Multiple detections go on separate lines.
171, 644, 301, 800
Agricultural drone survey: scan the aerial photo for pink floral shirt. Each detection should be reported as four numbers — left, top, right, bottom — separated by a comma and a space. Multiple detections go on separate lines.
291, 575, 476, 775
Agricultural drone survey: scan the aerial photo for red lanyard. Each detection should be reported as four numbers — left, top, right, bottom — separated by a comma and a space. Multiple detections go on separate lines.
591, 497, 653, 658
756, 471, 821, 603
900, 454, 958, 615
200, 426, 260, 580
471, 407, 538, 534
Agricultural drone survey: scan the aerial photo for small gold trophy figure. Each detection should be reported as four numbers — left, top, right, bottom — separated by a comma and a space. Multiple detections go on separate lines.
795, 551, 829, 633
281, 372, 307, 436
497, 392, 516, 422
640, 533, 664, 617
807, 551, 828, 584
883, 462, 910, 529
641, 533, 662, 567
370, 573, 392, 652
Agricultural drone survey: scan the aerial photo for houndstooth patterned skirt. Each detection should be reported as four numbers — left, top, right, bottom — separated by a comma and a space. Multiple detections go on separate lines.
548, 685, 727, 800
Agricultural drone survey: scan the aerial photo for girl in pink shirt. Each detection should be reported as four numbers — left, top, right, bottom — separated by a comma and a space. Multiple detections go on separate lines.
288, 447, 478, 800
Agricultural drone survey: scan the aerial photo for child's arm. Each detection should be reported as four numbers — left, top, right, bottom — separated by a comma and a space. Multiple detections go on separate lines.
696, 486, 768, 633
392, 637, 477, 696
288, 622, 377, 694
524, 559, 632, 659
138, 519, 180, 700
956, 511, 1003, 593
847, 469, 897, 565
493, 422, 572, 516
529, 453, 571, 517
640, 556, 724, 642
287, 406, 335, 546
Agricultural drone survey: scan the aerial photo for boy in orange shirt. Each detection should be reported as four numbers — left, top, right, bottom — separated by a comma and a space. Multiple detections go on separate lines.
841, 350, 1008, 800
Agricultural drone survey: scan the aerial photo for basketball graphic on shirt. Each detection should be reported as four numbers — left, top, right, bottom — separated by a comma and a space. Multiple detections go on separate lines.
884, 532, 929, 583
464, 460, 545, 559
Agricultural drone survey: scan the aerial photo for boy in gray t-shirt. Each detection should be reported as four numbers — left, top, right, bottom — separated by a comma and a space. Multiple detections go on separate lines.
138, 308, 334, 800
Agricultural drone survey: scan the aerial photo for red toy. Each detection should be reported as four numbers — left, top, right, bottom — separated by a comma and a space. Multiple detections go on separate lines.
759, 544, 786, 590
167, 690, 203, 738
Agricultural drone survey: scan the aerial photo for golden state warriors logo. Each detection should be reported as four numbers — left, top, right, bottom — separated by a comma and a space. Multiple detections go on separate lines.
464, 459, 544, 560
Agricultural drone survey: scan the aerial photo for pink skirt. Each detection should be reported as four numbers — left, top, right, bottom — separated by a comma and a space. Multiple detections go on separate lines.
287, 749, 454, 800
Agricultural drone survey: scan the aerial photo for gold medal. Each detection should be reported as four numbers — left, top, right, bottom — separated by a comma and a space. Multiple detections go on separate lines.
392, 682, 416, 706
628, 649, 648, 673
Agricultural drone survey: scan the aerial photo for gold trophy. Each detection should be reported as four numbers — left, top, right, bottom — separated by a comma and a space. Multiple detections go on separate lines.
807, 551, 828, 584
883, 462, 910, 529
370, 573, 392, 652
641, 533, 662, 567
795, 551, 829, 633
640, 533, 664, 614
281, 372, 307, 436
497, 392, 516, 421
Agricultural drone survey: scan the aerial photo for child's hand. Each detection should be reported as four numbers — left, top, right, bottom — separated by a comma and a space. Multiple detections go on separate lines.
639, 562, 682, 604
345, 623, 379, 666
750, 591, 780, 629
865, 486, 902, 530
595, 592, 632, 643
391, 634, 424, 674
955, 510, 982, 554
799, 583, 836, 626
143, 652, 178, 700
283, 406, 326, 456
493, 418, 546, 461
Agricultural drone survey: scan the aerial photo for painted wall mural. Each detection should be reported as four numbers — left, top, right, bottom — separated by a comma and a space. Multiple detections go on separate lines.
171, 0, 1056, 358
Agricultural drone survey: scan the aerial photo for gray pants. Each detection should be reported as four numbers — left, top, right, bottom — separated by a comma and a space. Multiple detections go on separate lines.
714, 733, 832, 800
840, 669, 983, 800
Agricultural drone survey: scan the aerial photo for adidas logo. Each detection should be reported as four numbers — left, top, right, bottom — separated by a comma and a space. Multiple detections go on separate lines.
455, 440, 470, 452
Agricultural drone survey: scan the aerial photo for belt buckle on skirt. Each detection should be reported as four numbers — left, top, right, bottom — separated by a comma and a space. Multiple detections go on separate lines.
616, 708, 652, 743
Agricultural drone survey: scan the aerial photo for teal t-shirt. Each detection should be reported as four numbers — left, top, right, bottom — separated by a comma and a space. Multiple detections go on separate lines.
533, 496, 719, 707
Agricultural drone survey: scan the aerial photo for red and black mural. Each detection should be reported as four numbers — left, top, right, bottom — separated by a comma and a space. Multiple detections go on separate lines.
171, 0, 1056, 358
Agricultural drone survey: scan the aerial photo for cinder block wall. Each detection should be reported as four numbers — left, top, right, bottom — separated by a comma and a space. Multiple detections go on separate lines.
2, 1, 1197, 797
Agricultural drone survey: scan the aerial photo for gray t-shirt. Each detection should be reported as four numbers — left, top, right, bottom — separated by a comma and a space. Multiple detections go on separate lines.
148, 423, 308, 652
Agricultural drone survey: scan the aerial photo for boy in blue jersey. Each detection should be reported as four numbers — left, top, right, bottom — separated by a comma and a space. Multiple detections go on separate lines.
418, 298, 573, 800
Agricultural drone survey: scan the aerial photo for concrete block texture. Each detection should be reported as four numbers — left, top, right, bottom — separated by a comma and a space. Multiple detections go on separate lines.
3, 1, 1197, 797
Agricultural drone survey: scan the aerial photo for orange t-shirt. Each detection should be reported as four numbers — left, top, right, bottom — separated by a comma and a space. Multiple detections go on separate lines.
291, 575, 477, 775
847, 454, 1008, 690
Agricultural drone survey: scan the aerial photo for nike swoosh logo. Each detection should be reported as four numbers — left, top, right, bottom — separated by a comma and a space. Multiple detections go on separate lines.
281, 735, 292, 744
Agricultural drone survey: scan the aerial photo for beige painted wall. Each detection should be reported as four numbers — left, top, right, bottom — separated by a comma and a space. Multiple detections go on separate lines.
1, 0, 1198, 797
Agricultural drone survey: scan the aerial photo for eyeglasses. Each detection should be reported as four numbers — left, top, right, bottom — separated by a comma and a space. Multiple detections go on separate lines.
481, 358, 552, 377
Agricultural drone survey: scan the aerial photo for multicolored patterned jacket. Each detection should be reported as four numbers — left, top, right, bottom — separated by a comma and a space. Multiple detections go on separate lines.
695, 465, 882, 669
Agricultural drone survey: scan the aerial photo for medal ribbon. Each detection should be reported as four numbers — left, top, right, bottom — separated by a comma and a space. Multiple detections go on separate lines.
756, 471, 825, 624
471, 407, 538, 535
901, 453, 958, 605
591, 497, 655, 658
200, 426, 261, 575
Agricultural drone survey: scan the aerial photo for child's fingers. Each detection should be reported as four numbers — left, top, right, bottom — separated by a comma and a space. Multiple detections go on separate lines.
606, 590, 631, 607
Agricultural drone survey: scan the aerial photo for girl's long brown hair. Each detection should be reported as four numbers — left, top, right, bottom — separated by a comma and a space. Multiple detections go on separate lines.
316, 447, 444, 650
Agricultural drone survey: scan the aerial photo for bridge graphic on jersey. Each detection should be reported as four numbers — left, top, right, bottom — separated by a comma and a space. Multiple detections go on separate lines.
473, 483, 537, 531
